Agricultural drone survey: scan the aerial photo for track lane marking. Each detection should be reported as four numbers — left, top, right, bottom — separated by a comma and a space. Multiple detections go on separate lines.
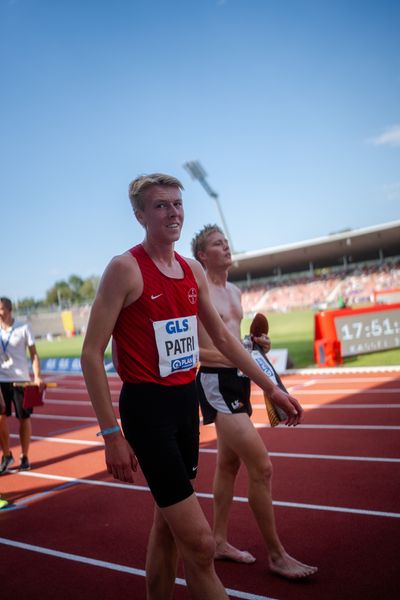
255, 424, 400, 430
10, 433, 400, 462
9, 471, 400, 519
252, 389, 400, 396
254, 403, 400, 409
42, 398, 400, 409
199, 448, 400, 463
0, 537, 277, 600
25, 414, 400, 430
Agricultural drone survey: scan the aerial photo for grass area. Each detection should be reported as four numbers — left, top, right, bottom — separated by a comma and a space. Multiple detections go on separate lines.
241, 310, 400, 368
35, 311, 400, 369
36, 336, 111, 359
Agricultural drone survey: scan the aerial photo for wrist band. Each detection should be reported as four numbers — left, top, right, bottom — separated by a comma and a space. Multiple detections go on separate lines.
96, 425, 121, 437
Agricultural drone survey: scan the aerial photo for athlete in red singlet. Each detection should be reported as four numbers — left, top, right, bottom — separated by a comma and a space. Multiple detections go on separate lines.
113, 243, 198, 386
82, 173, 303, 600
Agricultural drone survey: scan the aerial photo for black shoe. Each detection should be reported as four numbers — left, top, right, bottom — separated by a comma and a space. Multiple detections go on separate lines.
0, 453, 15, 474
19, 455, 31, 471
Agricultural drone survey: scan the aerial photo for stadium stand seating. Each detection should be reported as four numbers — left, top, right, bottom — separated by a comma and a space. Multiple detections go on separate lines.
239, 261, 400, 314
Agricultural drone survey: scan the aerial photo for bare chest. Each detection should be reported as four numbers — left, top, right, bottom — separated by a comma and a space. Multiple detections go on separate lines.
211, 287, 242, 328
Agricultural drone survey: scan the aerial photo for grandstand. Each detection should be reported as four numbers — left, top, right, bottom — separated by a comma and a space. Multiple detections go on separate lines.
17, 220, 400, 336
229, 220, 400, 315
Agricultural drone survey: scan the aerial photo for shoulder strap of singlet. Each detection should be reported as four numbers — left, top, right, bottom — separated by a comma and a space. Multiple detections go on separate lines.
129, 244, 144, 259
129, 245, 193, 278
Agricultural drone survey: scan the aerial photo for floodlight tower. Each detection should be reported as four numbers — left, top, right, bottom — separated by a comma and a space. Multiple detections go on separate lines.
183, 160, 235, 253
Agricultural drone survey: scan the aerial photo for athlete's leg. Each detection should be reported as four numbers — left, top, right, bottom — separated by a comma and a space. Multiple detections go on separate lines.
160, 493, 228, 599
146, 506, 178, 600
19, 418, 31, 457
215, 413, 317, 579
0, 415, 10, 455
213, 435, 256, 563
0, 384, 11, 455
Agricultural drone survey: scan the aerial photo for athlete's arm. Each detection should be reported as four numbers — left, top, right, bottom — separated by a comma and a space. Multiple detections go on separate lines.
28, 344, 45, 390
198, 320, 235, 366
81, 254, 138, 482
189, 259, 303, 426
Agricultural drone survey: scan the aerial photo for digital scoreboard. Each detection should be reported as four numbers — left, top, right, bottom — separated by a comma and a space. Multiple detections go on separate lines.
314, 303, 400, 363
334, 308, 400, 356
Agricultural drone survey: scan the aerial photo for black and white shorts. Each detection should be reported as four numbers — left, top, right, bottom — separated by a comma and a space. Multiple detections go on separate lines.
119, 380, 199, 508
196, 367, 252, 425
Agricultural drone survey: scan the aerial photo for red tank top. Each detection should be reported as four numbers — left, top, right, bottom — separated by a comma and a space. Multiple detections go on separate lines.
113, 244, 199, 385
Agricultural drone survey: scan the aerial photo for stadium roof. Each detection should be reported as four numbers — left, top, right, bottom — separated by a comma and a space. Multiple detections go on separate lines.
229, 220, 400, 283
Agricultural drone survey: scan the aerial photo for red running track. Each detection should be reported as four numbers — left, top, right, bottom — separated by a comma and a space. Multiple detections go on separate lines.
1, 368, 400, 600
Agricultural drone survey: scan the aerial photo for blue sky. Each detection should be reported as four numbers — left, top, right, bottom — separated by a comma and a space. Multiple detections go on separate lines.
1, 0, 399, 301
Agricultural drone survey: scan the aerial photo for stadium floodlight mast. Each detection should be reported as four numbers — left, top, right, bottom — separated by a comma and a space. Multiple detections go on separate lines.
183, 160, 235, 253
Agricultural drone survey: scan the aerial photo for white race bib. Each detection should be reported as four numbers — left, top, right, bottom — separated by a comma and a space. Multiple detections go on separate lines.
153, 315, 199, 378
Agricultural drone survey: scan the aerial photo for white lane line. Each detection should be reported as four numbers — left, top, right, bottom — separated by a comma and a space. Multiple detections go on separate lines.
44, 399, 119, 408
253, 403, 400, 409
267, 452, 400, 462
17, 470, 149, 491
200, 448, 400, 463
28, 413, 400, 430
294, 389, 400, 394
0, 539, 276, 600
254, 423, 400, 430
269, 501, 400, 519
32, 414, 98, 422
11, 433, 400, 463
48, 386, 121, 391
252, 388, 400, 396
285, 379, 317, 392
11, 433, 101, 445
45, 388, 92, 394
44, 398, 400, 410
12, 471, 400, 519
280, 377, 400, 384
286, 366, 400, 375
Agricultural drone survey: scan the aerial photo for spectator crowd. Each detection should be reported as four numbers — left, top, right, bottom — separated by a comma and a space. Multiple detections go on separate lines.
239, 261, 400, 314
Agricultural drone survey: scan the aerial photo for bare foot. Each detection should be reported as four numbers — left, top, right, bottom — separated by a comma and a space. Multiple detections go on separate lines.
269, 552, 318, 579
215, 542, 256, 564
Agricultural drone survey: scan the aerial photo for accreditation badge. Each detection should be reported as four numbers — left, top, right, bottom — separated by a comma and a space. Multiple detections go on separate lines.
0, 353, 13, 368
250, 349, 279, 386
153, 315, 199, 377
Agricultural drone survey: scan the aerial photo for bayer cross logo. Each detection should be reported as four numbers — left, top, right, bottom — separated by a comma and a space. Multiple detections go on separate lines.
188, 288, 197, 304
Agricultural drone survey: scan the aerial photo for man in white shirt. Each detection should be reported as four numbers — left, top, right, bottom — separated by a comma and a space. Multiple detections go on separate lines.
0, 297, 44, 473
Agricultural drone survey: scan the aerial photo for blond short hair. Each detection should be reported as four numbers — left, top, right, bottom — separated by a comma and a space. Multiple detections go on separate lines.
191, 224, 223, 266
128, 173, 184, 211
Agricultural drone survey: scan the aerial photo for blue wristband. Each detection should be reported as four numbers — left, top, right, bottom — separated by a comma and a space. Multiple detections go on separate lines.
96, 425, 121, 437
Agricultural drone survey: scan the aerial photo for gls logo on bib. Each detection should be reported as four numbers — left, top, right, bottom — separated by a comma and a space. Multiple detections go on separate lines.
153, 315, 199, 377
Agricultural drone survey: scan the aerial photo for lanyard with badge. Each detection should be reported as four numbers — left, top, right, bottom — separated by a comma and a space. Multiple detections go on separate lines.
0, 325, 14, 367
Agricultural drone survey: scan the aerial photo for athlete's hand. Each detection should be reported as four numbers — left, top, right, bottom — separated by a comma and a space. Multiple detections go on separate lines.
252, 333, 271, 353
34, 377, 47, 393
103, 434, 138, 483
269, 387, 303, 427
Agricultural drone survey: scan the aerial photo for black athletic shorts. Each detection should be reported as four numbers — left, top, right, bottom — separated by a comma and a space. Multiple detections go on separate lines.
196, 366, 252, 425
0, 382, 32, 419
119, 380, 199, 508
